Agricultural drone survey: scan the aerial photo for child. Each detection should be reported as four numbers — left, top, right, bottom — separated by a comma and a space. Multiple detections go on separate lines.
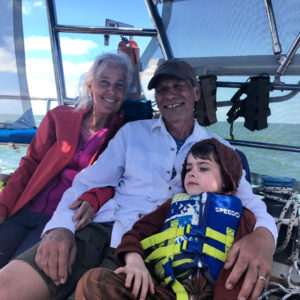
75, 138, 256, 300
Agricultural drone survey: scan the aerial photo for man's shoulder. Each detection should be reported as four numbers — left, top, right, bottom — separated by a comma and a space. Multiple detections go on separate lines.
193, 124, 232, 148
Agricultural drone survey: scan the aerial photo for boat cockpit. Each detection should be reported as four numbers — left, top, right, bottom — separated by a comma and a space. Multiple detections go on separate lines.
0, 1, 300, 297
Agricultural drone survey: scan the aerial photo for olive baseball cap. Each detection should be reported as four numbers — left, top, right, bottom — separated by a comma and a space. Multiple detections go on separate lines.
148, 59, 197, 90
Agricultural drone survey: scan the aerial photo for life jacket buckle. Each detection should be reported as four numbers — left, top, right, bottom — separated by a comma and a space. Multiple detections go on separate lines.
181, 240, 204, 254
186, 224, 206, 237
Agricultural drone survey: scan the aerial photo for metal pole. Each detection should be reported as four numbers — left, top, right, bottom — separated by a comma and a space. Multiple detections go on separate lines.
264, 0, 282, 57
55, 25, 157, 37
45, 0, 66, 105
275, 33, 300, 83
229, 139, 300, 153
144, 0, 174, 59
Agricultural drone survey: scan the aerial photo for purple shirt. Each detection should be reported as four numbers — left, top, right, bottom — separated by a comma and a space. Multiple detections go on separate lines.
23, 127, 109, 215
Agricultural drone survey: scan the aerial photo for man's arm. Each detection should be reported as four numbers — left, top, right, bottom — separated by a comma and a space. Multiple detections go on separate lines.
224, 227, 274, 300
35, 228, 76, 286
228, 173, 277, 299
35, 126, 128, 284
42, 125, 128, 235
236, 171, 278, 243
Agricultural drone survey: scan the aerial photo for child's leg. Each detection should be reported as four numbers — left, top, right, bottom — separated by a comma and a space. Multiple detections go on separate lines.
75, 267, 175, 300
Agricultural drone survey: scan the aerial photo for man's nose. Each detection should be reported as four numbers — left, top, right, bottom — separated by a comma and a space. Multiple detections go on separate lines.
165, 88, 177, 99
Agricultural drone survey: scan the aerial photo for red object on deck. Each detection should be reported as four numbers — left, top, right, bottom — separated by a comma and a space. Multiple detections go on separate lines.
118, 40, 140, 66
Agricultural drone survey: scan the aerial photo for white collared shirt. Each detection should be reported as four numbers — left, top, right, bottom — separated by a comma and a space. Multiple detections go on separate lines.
44, 117, 277, 247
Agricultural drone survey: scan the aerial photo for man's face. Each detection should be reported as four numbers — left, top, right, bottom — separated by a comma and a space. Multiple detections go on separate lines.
154, 76, 200, 124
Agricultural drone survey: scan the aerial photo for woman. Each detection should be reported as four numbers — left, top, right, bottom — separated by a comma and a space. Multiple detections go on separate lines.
0, 52, 132, 268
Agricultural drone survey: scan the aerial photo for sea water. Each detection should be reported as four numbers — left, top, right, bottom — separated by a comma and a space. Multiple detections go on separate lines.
0, 115, 43, 175
0, 118, 299, 182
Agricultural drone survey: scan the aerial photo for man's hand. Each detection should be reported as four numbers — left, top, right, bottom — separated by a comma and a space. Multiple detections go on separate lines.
69, 199, 95, 231
35, 228, 77, 286
114, 252, 155, 300
0, 215, 5, 225
224, 227, 275, 300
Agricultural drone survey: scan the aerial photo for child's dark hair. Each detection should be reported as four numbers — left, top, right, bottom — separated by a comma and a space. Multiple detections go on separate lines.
181, 138, 243, 195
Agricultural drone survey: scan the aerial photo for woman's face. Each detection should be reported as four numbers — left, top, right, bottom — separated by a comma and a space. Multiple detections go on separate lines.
88, 63, 127, 116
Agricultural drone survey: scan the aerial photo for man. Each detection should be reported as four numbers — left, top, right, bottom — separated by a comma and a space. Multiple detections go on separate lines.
0, 59, 276, 300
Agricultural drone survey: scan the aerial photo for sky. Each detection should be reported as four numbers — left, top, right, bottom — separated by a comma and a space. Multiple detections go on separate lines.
2, 0, 300, 123
21, 0, 156, 114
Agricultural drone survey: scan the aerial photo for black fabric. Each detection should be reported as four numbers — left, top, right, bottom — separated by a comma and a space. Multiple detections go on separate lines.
121, 99, 153, 123
226, 75, 271, 139
195, 75, 217, 126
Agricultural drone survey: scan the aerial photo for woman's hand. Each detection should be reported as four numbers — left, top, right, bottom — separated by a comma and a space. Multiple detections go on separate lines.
115, 252, 155, 300
69, 199, 95, 231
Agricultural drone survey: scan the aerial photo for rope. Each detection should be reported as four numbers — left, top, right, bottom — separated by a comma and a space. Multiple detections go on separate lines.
257, 186, 299, 252
257, 186, 300, 299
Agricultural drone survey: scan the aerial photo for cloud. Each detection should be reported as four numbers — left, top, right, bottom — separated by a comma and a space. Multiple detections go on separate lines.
24, 36, 98, 55
0, 48, 17, 72
33, 1, 43, 8
25, 36, 51, 51
3, 36, 14, 50
23, 0, 43, 15
61, 38, 98, 55
25, 58, 93, 98
63, 60, 93, 75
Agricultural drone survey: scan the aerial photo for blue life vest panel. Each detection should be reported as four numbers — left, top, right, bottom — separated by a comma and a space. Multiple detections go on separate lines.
141, 192, 243, 289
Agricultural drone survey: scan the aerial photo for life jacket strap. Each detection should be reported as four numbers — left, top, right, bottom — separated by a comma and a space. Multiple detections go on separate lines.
141, 223, 185, 250
202, 243, 227, 262
170, 279, 189, 300
205, 226, 235, 250
186, 225, 235, 252
163, 258, 189, 300
144, 243, 182, 263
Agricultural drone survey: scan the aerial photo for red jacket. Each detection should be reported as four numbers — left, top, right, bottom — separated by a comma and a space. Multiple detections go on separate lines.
0, 105, 124, 218
115, 198, 256, 300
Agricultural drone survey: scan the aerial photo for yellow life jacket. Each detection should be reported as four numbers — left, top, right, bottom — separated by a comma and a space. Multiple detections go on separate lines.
141, 192, 242, 300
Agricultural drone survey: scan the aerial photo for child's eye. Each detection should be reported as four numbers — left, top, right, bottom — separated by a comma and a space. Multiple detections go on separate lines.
199, 168, 208, 172
185, 168, 192, 173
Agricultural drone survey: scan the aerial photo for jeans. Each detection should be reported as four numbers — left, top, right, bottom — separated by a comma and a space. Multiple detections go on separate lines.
0, 209, 51, 268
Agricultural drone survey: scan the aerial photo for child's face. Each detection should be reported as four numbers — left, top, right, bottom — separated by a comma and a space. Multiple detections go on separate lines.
184, 154, 223, 195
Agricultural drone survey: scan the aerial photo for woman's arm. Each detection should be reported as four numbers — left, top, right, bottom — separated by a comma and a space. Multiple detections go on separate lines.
0, 109, 58, 217
68, 187, 115, 230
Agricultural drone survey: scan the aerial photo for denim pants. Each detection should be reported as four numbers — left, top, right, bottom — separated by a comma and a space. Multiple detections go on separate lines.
0, 209, 51, 268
